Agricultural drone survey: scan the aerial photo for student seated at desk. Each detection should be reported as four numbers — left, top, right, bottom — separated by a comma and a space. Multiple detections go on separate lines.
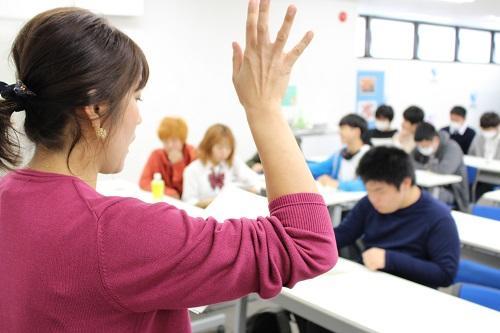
182, 124, 260, 208
367, 104, 397, 143
468, 111, 500, 198
412, 122, 469, 212
393, 105, 425, 153
307, 114, 370, 191
441, 106, 476, 154
336, 147, 460, 287
139, 117, 196, 199
297, 147, 460, 333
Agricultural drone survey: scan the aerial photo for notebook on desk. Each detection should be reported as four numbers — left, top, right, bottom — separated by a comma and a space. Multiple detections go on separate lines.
205, 185, 270, 221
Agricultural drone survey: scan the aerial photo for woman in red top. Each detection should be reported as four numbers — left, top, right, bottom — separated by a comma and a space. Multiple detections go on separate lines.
139, 117, 196, 198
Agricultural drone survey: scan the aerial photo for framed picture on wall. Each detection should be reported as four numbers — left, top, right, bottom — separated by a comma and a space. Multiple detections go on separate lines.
356, 71, 385, 123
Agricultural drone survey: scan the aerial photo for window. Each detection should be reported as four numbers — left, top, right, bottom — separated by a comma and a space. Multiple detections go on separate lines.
370, 19, 414, 59
458, 29, 492, 63
418, 24, 456, 62
356, 17, 367, 57
493, 33, 500, 64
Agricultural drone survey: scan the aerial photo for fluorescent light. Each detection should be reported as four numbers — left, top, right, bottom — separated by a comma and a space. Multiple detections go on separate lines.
436, 0, 475, 3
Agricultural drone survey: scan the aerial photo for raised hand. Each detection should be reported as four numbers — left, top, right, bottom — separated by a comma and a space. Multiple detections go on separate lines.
232, 0, 313, 114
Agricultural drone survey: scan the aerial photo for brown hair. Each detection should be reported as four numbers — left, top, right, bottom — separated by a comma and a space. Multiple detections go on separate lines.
0, 7, 149, 170
158, 117, 188, 143
198, 124, 235, 166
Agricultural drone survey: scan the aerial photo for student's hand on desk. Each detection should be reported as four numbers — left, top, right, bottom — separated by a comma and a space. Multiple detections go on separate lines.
167, 192, 181, 200
243, 186, 260, 194
251, 163, 264, 173
196, 198, 214, 209
317, 175, 339, 188
362, 248, 386, 271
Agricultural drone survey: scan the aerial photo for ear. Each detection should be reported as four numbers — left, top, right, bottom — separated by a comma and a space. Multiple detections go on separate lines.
82, 104, 104, 131
400, 177, 412, 190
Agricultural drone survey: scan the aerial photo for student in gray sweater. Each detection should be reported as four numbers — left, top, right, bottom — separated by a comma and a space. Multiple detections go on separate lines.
411, 122, 469, 212
468, 111, 500, 198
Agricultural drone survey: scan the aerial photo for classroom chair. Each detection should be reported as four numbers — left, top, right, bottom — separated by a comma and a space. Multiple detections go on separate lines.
454, 260, 500, 290
467, 166, 478, 202
455, 283, 500, 312
471, 205, 500, 221
467, 166, 477, 185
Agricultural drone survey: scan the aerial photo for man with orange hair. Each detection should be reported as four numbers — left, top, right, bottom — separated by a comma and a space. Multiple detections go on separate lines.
139, 117, 196, 198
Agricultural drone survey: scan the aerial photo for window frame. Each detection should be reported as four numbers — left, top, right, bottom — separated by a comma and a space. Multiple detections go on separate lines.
358, 14, 499, 65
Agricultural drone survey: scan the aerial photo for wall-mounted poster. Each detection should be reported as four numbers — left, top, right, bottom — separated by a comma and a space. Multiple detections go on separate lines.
282, 85, 297, 107
356, 71, 385, 122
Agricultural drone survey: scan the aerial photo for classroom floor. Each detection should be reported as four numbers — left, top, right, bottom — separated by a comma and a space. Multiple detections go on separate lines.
190, 296, 301, 333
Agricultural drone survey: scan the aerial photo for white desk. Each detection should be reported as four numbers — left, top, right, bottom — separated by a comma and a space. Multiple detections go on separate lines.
270, 259, 500, 333
257, 174, 365, 225
96, 178, 207, 218
415, 170, 463, 198
464, 155, 500, 175
483, 190, 500, 204
464, 155, 500, 201
318, 185, 366, 226
452, 210, 500, 267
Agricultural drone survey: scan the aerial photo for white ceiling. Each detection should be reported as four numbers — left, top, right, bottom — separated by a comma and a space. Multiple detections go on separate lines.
355, 0, 500, 30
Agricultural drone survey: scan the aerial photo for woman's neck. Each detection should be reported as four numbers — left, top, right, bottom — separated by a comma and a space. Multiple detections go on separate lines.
27, 146, 99, 188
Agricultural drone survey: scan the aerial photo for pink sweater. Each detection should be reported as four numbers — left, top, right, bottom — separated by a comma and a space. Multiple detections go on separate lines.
0, 169, 337, 332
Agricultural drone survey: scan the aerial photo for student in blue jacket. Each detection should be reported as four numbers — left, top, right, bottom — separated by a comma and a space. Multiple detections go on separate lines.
307, 114, 370, 192
297, 146, 461, 333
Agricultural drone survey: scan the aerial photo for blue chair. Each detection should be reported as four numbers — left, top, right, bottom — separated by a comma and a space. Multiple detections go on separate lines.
455, 260, 500, 290
471, 205, 500, 221
467, 166, 477, 185
457, 283, 500, 311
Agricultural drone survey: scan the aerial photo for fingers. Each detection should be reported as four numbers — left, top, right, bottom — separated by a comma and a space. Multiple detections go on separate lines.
257, 0, 270, 44
274, 5, 296, 53
246, 0, 259, 48
284, 30, 314, 68
232, 42, 243, 78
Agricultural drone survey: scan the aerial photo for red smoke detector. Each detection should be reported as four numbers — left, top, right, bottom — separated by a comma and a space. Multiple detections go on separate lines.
339, 11, 347, 22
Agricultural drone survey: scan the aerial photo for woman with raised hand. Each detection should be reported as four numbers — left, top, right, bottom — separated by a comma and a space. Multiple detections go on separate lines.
0, 1, 337, 332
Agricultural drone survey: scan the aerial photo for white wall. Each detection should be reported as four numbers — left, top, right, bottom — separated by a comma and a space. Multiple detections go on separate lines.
107, 0, 358, 182
2, 0, 500, 183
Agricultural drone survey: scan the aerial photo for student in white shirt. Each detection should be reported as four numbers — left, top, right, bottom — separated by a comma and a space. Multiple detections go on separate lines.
307, 114, 370, 191
468, 111, 500, 198
182, 124, 260, 208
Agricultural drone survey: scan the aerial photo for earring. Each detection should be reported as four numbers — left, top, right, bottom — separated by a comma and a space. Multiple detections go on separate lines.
96, 127, 107, 140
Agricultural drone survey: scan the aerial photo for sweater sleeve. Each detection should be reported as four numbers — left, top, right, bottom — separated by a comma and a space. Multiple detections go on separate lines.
467, 135, 481, 157
384, 216, 460, 288
428, 143, 463, 175
333, 199, 366, 249
307, 156, 334, 179
95, 193, 337, 312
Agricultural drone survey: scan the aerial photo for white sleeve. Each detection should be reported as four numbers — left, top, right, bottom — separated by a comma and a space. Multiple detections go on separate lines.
181, 163, 201, 205
233, 158, 260, 188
